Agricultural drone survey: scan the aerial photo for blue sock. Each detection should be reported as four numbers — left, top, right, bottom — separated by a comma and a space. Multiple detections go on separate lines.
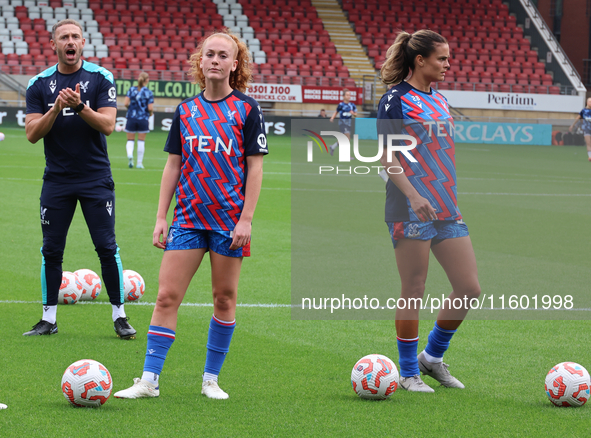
397, 337, 420, 377
204, 316, 236, 376
144, 325, 176, 376
424, 322, 457, 360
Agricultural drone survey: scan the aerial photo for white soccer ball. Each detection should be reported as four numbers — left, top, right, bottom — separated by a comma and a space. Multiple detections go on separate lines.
545, 362, 591, 407
351, 354, 399, 400
61, 359, 112, 407
0, 132, 5, 141
59, 271, 83, 304
74, 269, 102, 300
123, 270, 145, 302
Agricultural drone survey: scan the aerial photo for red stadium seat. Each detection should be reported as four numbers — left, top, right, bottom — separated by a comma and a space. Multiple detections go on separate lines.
491, 72, 504, 84
511, 85, 526, 94
534, 85, 548, 94
496, 61, 509, 74
516, 73, 529, 85
541, 74, 553, 85
528, 74, 542, 86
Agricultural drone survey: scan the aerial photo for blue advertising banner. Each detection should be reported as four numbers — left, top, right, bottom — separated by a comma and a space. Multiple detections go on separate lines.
454, 121, 552, 145
355, 118, 552, 146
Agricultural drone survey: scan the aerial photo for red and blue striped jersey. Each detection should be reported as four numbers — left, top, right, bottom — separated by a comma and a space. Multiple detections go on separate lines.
377, 81, 461, 222
164, 90, 268, 231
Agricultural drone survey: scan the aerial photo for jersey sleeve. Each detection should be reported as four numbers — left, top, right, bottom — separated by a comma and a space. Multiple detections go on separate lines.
352, 103, 357, 113
376, 92, 403, 137
126, 87, 133, 98
242, 102, 268, 157
25, 81, 45, 115
148, 90, 154, 104
336, 102, 343, 114
96, 69, 118, 109
164, 106, 183, 155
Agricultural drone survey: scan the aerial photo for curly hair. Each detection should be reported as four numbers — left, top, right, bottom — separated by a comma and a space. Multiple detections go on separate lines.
188, 29, 252, 93
380, 29, 447, 86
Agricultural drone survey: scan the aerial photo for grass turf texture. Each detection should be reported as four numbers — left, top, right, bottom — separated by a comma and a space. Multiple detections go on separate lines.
0, 127, 590, 437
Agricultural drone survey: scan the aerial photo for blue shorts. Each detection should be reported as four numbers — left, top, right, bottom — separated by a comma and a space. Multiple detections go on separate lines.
164, 226, 250, 257
339, 119, 352, 135
125, 118, 149, 133
387, 220, 469, 249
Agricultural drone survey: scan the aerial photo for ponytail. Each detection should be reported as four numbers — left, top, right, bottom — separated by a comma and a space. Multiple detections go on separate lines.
380, 29, 448, 86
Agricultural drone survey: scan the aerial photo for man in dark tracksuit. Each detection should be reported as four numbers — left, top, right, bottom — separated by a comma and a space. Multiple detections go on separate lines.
24, 19, 135, 339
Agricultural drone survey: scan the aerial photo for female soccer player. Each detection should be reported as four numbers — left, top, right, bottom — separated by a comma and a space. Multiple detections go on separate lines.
328, 88, 357, 155
124, 71, 154, 169
115, 30, 267, 400
377, 30, 481, 392
569, 97, 591, 161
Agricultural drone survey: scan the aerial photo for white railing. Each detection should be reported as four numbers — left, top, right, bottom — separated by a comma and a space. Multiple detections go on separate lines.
519, 0, 587, 96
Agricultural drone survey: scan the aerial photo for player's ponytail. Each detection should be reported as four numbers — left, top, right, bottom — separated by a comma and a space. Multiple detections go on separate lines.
188, 28, 253, 93
380, 30, 447, 86
137, 72, 149, 90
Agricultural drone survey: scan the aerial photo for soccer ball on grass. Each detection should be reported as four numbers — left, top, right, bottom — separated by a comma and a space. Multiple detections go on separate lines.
545, 362, 591, 407
123, 269, 145, 302
351, 354, 399, 400
61, 359, 112, 407
74, 269, 102, 300
58, 271, 83, 304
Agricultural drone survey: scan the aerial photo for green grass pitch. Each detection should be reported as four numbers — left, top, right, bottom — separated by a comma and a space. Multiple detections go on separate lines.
0, 126, 590, 437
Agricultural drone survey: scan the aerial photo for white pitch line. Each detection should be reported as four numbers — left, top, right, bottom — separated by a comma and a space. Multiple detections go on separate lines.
1, 178, 588, 197
0, 299, 292, 308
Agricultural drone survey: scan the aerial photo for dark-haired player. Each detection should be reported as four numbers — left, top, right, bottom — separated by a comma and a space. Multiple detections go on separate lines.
24, 19, 135, 339
378, 29, 481, 392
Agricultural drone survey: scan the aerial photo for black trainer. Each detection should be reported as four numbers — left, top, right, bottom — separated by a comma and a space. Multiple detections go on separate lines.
23, 320, 58, 336
114, 317, 136, 339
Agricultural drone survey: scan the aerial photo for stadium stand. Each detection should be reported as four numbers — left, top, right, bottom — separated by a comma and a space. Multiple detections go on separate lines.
343, 0, 561, 94
0, 0, 564, 94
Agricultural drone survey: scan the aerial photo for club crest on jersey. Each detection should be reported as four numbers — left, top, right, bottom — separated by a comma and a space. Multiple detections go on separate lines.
190, 106, 199, 118
108, 87, 116, 102
106, 201, 113, 216
407, 223, 421, 238
79, 81, 89, 93
49, 80, 56, 94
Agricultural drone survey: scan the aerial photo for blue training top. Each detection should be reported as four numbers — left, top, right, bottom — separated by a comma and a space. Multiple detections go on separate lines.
126, 86, 154, 121
26, 61, 117, 183
579, 108, 591, 133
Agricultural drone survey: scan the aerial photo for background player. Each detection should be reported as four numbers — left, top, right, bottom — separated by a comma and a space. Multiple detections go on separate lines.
569, 96, 591, 161
23, 19, 135, 339
378, 30, 481, 392
114, 29, 267, 400
124, 71, 154, 169
328, 88, 357, 156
